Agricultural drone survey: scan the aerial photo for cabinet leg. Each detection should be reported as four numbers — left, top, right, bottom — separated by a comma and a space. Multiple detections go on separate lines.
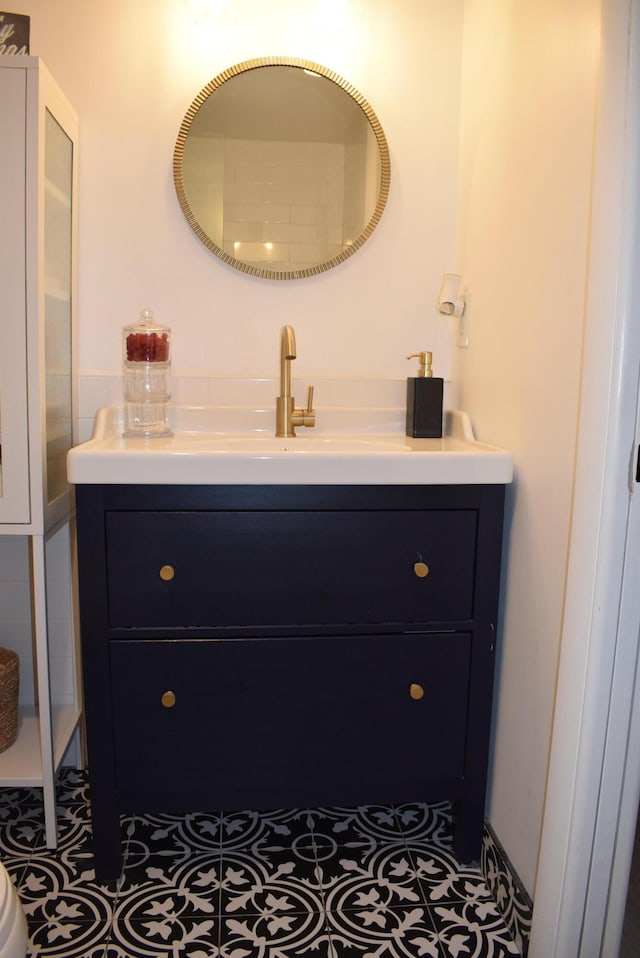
91, 811, 123, 885
453, 799, 484, 864
42, 777, 58, 849
32, 536, 58, 849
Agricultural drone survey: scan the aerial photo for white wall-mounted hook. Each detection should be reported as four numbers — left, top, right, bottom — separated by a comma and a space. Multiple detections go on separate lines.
438, 273, 466, 317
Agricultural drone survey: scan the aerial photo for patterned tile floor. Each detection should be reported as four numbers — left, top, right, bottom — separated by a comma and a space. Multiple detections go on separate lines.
0, 770, 520, 957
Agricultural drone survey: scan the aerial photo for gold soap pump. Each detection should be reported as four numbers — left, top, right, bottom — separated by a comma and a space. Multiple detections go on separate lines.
405, 350, 443, 438
407, 351, 433, 378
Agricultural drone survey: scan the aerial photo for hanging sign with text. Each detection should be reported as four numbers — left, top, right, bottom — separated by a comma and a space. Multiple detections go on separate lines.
0, 12, 29, 54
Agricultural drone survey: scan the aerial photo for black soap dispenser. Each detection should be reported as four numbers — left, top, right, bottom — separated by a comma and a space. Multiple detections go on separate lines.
406, 351, 443, 438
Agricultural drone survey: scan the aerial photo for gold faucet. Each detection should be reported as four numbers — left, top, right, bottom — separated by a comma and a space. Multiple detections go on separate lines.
276, 325, 316, 438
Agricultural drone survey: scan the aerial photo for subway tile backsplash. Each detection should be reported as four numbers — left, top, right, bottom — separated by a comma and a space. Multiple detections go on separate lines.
75, 375, 455, 445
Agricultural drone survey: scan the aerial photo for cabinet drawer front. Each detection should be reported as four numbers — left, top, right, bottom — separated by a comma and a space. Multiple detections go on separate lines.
110, 633, 471, 796
105, 510, 477, 628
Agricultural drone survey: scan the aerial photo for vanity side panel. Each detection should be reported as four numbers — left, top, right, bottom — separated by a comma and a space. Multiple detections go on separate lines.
74, 484, 121, 880
455, 484, 506, 861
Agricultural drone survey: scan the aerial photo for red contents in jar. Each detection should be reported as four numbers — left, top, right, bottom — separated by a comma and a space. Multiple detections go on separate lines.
126, 331, 169, 362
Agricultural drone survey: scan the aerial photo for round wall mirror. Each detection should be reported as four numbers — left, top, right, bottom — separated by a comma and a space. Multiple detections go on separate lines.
173, 57, 390, 280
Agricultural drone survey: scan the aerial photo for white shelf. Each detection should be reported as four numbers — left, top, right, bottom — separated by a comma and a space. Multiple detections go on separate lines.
0, 704, 81, 786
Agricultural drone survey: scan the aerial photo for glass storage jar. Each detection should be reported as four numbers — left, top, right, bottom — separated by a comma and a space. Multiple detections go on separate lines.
122, 309, 172, 438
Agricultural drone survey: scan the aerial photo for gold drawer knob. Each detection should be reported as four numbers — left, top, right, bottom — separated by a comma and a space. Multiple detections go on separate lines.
413, 562, 429, 578
159, 564, 175, 581
161, 690, 176, 708
410, 683, 425, 701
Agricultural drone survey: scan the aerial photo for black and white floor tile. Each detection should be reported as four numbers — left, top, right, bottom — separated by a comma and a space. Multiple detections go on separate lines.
0, 771, 521, 957
481, 825, 532, 957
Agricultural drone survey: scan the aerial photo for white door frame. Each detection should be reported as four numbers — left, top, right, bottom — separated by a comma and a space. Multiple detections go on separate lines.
530, 0, 640, 953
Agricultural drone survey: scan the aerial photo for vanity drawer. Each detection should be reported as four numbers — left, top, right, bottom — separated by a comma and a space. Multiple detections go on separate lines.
105, 509, 478, 628
110, 632, 471, 798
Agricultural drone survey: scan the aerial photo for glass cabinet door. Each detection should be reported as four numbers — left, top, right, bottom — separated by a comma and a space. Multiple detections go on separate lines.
0, 66, 30, 524
44, 108, 73, 508
0, 60, 76, 529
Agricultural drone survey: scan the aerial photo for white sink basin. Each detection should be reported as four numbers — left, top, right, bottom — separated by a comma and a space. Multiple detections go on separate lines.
67, 405, 513, 485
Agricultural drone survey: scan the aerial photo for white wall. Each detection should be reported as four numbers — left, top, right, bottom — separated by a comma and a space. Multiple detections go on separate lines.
7, 0, 463, 385
456, 0, 599, 894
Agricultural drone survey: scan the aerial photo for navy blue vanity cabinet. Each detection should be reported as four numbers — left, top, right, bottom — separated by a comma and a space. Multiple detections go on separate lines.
75, 483, 506, 882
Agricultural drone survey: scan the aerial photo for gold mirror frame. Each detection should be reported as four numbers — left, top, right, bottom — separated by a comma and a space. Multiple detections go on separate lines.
173, 57, 391, 280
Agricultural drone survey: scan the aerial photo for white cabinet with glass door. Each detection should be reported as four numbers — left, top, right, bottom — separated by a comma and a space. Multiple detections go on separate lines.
0, 56, 82, 847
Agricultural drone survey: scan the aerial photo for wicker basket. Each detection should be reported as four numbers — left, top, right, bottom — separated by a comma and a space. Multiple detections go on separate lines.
0, 649, 19, 753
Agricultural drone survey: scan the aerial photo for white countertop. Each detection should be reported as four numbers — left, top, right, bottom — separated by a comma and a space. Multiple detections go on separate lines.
67, 405, 513, 485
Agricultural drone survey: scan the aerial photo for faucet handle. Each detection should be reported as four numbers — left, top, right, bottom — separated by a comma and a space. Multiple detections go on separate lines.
306, 385, 314, 413
291, 385, 315, 430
